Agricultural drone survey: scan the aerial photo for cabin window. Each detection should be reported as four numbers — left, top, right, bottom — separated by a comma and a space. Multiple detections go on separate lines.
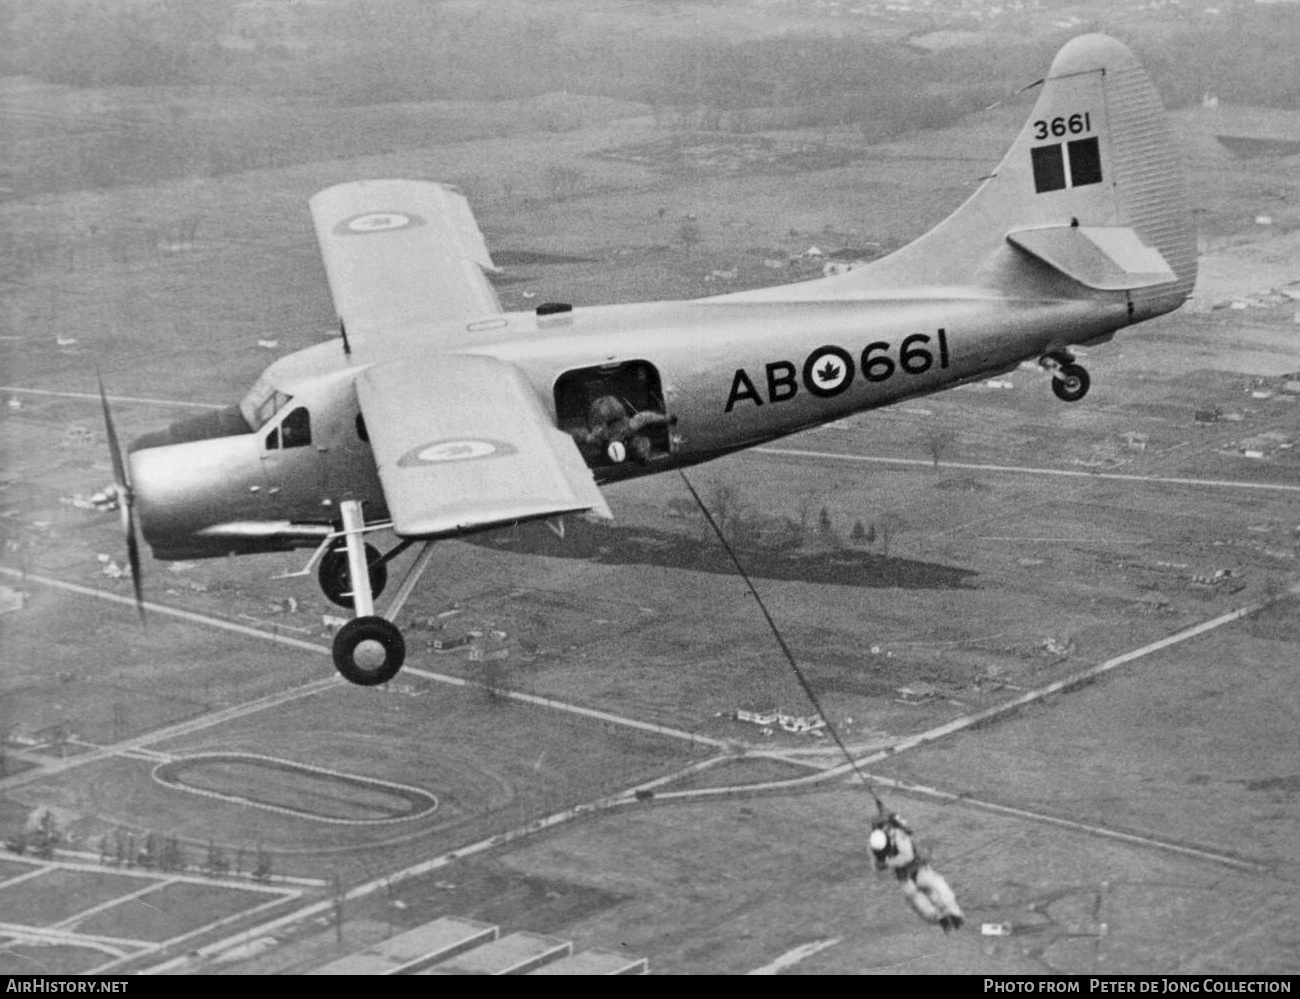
555, 360, 673, 468
264, 407, 311, 451
280, 407, 311, 448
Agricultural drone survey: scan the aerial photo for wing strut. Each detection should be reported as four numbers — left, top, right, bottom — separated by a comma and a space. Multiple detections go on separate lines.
382, 541, 438, 622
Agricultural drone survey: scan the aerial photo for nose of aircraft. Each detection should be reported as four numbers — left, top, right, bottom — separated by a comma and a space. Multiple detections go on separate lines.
127, 405, 252, 454
129, 433, 266, 557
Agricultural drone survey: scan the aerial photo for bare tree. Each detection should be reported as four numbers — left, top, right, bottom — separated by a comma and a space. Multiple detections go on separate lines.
709, 482, 740, 536
920, 423, 959, 469
878, 512, 905, 557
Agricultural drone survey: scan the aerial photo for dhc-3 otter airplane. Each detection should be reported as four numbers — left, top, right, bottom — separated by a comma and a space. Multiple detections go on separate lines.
103, 34, 1196, 686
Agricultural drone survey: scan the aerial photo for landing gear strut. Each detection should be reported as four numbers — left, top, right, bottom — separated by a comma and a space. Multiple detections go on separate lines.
328, 500, 436, 686
1041, 352, 1090, 403
318, 543, 388, 608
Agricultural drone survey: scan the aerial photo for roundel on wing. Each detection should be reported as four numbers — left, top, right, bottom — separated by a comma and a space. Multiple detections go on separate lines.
397, 438, 517, 467
335, 211, 425, 236
802, 345, 855, 397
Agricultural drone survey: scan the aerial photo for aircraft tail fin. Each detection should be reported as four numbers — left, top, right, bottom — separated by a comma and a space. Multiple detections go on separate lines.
791, 35, 1197, 320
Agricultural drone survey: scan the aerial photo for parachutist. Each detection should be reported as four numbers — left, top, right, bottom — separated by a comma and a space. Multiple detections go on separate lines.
868, 812, 917, 872
869, 811, 964, 932
899, 860, 965, 932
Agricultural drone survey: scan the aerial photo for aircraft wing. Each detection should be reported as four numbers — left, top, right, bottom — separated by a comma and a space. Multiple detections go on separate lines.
355, 354, 612, 539
310, 180, 501, 353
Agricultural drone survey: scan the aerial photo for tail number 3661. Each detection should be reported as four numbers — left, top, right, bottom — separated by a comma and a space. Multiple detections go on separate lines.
1033, 112, 1092, 140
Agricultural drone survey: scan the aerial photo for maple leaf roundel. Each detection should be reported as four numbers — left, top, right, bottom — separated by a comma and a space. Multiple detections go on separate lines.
801, 346, 855, 398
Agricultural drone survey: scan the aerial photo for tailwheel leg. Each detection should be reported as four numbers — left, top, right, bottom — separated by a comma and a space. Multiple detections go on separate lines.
332, 500, 405, 685
1051, 363, 1090, 403
1040, 351, 1090, 403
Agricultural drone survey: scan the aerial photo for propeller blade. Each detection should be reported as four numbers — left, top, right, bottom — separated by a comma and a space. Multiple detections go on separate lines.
97, 370, 129, 494
125, 504, 145, 622
97, 370, 145, 623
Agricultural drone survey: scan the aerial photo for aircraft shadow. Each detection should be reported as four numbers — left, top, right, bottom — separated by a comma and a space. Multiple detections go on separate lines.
467, 520, 978, 590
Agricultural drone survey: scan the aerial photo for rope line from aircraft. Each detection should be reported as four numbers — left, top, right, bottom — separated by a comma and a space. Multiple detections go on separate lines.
677, 469, 888, 815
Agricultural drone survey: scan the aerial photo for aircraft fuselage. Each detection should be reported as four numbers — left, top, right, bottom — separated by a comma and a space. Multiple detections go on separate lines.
129, 288, 1131, 559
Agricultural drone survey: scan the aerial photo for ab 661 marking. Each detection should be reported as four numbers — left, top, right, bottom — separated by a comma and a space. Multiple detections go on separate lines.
724, 329, 951, 412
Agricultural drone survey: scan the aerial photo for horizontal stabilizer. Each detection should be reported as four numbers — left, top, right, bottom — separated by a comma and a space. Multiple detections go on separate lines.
1006, 225, 1176, 291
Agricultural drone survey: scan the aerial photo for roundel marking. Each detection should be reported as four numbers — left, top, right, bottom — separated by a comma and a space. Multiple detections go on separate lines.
802, 345, 855, 398
397, 438, 517, 467
336, 211, 424, 236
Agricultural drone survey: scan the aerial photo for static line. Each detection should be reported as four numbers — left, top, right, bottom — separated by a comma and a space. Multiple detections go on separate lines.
0, 385, 226, 410
754, 447, 1300, 494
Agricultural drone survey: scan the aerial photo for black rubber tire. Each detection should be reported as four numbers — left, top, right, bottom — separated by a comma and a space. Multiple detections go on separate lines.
1051, 363, 1090, 403
332, 615, 405, 686
318, 544, 388, 608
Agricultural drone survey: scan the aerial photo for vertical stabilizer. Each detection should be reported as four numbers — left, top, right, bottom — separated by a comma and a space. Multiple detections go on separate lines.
737, 35, 1196, 319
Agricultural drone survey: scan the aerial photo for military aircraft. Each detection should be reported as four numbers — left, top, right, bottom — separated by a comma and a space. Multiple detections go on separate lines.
101, 34, 1195, 686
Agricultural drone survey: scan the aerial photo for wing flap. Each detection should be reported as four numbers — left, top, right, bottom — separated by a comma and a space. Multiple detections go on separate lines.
356, 355, 611, 539
1006, 225, 1177, 291
310, 180, 501, 347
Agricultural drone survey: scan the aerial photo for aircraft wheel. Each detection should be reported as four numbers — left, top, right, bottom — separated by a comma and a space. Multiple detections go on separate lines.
318, 544, 388, 608
1051, 363, 1090, 403
332, 615, 405, 686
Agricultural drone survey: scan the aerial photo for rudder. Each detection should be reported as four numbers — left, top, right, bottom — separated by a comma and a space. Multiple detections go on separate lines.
824, 35, 1196, 317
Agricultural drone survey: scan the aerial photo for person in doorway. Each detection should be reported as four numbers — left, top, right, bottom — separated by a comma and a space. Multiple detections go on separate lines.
577, 395, 670, 464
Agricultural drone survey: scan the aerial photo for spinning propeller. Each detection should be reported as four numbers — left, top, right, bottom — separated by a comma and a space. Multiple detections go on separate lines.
96, 372, 145, 621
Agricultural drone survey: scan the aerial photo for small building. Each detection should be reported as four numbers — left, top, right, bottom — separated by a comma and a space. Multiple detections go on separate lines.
776, 710, 825, 734
896, 682, 939, 704
737, 699, 779, 726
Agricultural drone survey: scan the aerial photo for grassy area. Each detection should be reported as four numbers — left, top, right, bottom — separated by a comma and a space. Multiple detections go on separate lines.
73, 880, 284, 943
0, 866, 152, 926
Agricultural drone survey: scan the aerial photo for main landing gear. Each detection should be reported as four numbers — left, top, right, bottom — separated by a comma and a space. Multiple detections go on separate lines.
319, 542, 390, 608
1041, 351, 1090, 403
324, 500, 436, 686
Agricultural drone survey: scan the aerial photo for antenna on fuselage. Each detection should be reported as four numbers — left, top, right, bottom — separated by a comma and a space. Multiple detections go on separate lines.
339, 318, 352, 356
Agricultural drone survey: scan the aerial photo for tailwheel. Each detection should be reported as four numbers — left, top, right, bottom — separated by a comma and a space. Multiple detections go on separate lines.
319, 544, 388, 608
332, 615, 405, 686
1051, 363, 1090, 403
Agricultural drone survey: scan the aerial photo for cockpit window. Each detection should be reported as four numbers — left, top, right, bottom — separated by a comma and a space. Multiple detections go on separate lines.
263, 407, 311, 451
280, 407, 311, 448
239, 373, 293, 430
